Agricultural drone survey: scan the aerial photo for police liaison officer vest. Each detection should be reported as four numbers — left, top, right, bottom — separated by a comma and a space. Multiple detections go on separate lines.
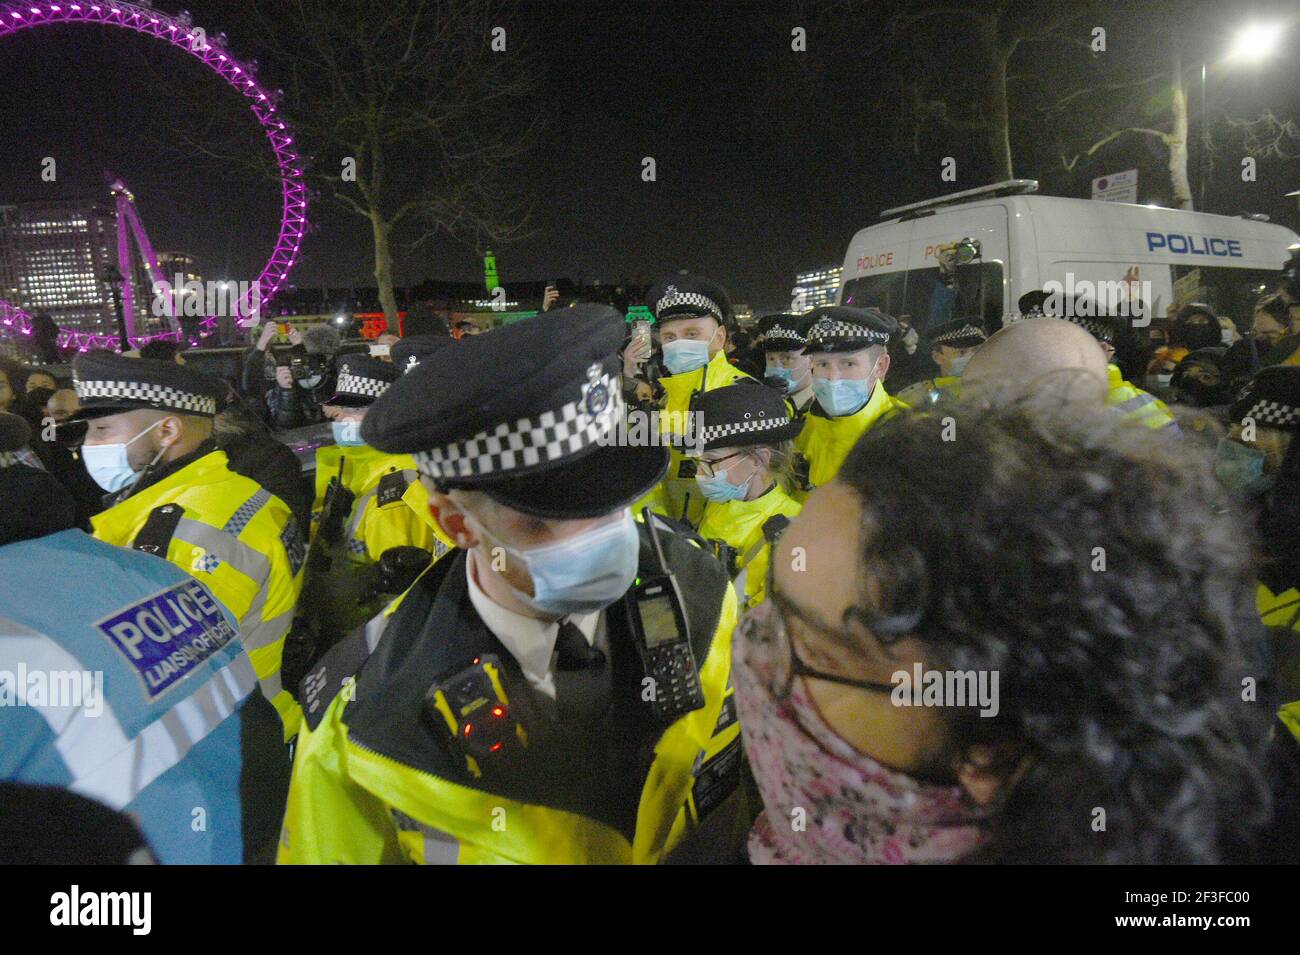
91, 448, 306, 740
279, 521, 745, 864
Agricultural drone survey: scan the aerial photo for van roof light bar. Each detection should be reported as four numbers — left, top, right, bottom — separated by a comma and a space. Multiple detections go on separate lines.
879, 180, 1039, 220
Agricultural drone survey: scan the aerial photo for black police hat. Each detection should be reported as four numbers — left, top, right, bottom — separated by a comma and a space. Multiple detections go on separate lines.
647, 274, 732, 325
1018, 291, 1116, 344
755, 313, 813, 353
391, 335, 454, 375
70, 350, 224, 421
926, 318, 987, 350
694, 380, 803, 451
327, 354, 399, 407
1229, 365, 1300, 433
362, 304, 668, 519
803, 305, 897, 355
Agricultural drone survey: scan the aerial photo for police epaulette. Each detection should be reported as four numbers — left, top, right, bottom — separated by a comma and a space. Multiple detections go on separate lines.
131, 503, 185, 556
299, 622, 374, 731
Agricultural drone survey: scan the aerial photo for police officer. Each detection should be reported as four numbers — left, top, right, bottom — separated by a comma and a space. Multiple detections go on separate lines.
641, 274, 752, 525
896, 318, 987, 407
692, 381, 803, 611
0, 506, 288, 863
280, 305, 745, 864
305, 353, 455, 642
794, 305, 908, 500
70, 352, 306, 738
755, 313, 816, 414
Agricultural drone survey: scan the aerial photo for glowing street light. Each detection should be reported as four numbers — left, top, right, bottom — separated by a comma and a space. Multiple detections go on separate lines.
1226, 22, 1286, 62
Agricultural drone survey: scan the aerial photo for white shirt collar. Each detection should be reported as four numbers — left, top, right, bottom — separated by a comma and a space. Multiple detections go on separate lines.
464, 552, 599, 698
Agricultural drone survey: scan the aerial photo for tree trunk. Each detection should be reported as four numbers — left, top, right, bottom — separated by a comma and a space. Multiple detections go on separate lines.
371, 213, 399, 332
973, 14, 1014, 181
1167, 49, 1194, 210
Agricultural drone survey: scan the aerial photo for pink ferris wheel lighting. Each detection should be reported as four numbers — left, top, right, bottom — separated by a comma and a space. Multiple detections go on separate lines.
0, 0, 308, 352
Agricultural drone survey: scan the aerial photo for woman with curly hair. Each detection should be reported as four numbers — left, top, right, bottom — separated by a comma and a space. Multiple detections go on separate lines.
734, 401, 1277, 864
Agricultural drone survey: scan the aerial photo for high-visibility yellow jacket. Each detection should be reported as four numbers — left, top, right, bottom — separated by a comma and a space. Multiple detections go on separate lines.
311, 445, 455, 563
92, 449, 306, 739
1106, 365, 1176, 431
793, 382, 907, 500
896, 375, 961, 408
1259, 580, 1300, 745
279, 523, 745, 864
646, 351, 752, 526
697, 483, 802, 610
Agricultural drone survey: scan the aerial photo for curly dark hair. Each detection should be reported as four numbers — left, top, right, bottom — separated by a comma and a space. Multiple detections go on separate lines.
835, 402, 1275, 864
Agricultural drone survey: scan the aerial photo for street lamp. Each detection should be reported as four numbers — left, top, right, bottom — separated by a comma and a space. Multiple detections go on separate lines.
102, 263, 128, 351
1226, 21, 1286, 62
1200, 21, 1288, 212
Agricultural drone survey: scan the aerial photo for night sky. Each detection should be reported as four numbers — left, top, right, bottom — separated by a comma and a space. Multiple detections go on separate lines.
0, 0, 1295, 312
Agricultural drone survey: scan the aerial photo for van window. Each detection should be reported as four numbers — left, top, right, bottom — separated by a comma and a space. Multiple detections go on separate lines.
840, 262, 1004, 336
1170, 265, 1277, 325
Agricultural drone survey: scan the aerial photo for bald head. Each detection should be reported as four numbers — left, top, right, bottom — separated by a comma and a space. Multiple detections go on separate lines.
962, 318, 1108, 409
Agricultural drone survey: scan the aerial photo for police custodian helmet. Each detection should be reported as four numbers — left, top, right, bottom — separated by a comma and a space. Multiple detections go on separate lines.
362, 304, 669, 519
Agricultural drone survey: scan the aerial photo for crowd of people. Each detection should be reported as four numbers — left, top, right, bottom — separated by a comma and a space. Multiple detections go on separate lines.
1, 251, 1298, 865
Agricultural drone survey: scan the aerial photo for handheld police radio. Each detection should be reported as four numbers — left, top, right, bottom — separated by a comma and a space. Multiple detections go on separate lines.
629, 510, 706, 722
424, 654, 527, 778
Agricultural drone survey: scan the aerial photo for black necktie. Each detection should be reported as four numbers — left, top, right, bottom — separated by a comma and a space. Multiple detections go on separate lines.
554, 618, 606, 671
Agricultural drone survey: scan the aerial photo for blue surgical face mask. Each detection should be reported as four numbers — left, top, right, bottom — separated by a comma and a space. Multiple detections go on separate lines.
1213, 438, 1274, 497
949, 354, 972, 377
473, 508, 640, 616
331, 419, 366, 447
812, 375, 874, 417
696, 461, 753, 502
81, 419, 164, 493
662, 336, 714, 376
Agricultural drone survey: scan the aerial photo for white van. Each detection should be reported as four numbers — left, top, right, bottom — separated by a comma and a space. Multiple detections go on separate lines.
836, 180, 1298, 334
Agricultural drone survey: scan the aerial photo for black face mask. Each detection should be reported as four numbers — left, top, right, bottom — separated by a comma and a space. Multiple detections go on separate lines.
26, 387, 55, 411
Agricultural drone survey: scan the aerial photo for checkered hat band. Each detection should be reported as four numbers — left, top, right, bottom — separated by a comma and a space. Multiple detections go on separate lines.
413, 371, 624, 480
931, 324, 985, 346
700, 416, 791, 446
1242, 399, 1300, 427
1065, 316, 1113, 343
75, 378, 217, 415
807, 321, 889, 348
336, 371, 390, 399
764, 325, 805, 346
656, 291, 722, 321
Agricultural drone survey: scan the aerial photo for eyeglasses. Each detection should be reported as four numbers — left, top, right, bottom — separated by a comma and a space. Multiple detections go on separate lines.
763, 559, 899, 700
696, 451, 746, 478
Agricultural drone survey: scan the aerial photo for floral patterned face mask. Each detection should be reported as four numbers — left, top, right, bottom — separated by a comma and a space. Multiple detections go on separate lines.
732, 599, 989, 864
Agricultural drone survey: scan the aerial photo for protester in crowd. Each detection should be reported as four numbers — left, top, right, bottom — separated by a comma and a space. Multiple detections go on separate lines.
0, 360, 19, 414
69, 352, 307, 738
1169, 347, 1233, 409
1147, 302, 1224, 385
962, 317, 1110, 412
243, 322, 339, 429
212, 382, 313, 535
0, 411, 76, 540
736, 401, 1276, 864
693, 381, 803, 611
793, 305, 906, 501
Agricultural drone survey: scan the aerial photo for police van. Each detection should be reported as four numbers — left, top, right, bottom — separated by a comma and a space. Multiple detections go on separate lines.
836, 179, 1298, 334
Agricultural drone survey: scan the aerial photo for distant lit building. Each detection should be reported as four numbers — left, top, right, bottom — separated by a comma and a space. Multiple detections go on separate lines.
0, 199, 124, 333
155, 251, 204, 322
792, 265, 841, 313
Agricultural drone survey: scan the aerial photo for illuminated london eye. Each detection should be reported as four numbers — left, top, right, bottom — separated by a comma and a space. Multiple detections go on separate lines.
0, 0, 308, 351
